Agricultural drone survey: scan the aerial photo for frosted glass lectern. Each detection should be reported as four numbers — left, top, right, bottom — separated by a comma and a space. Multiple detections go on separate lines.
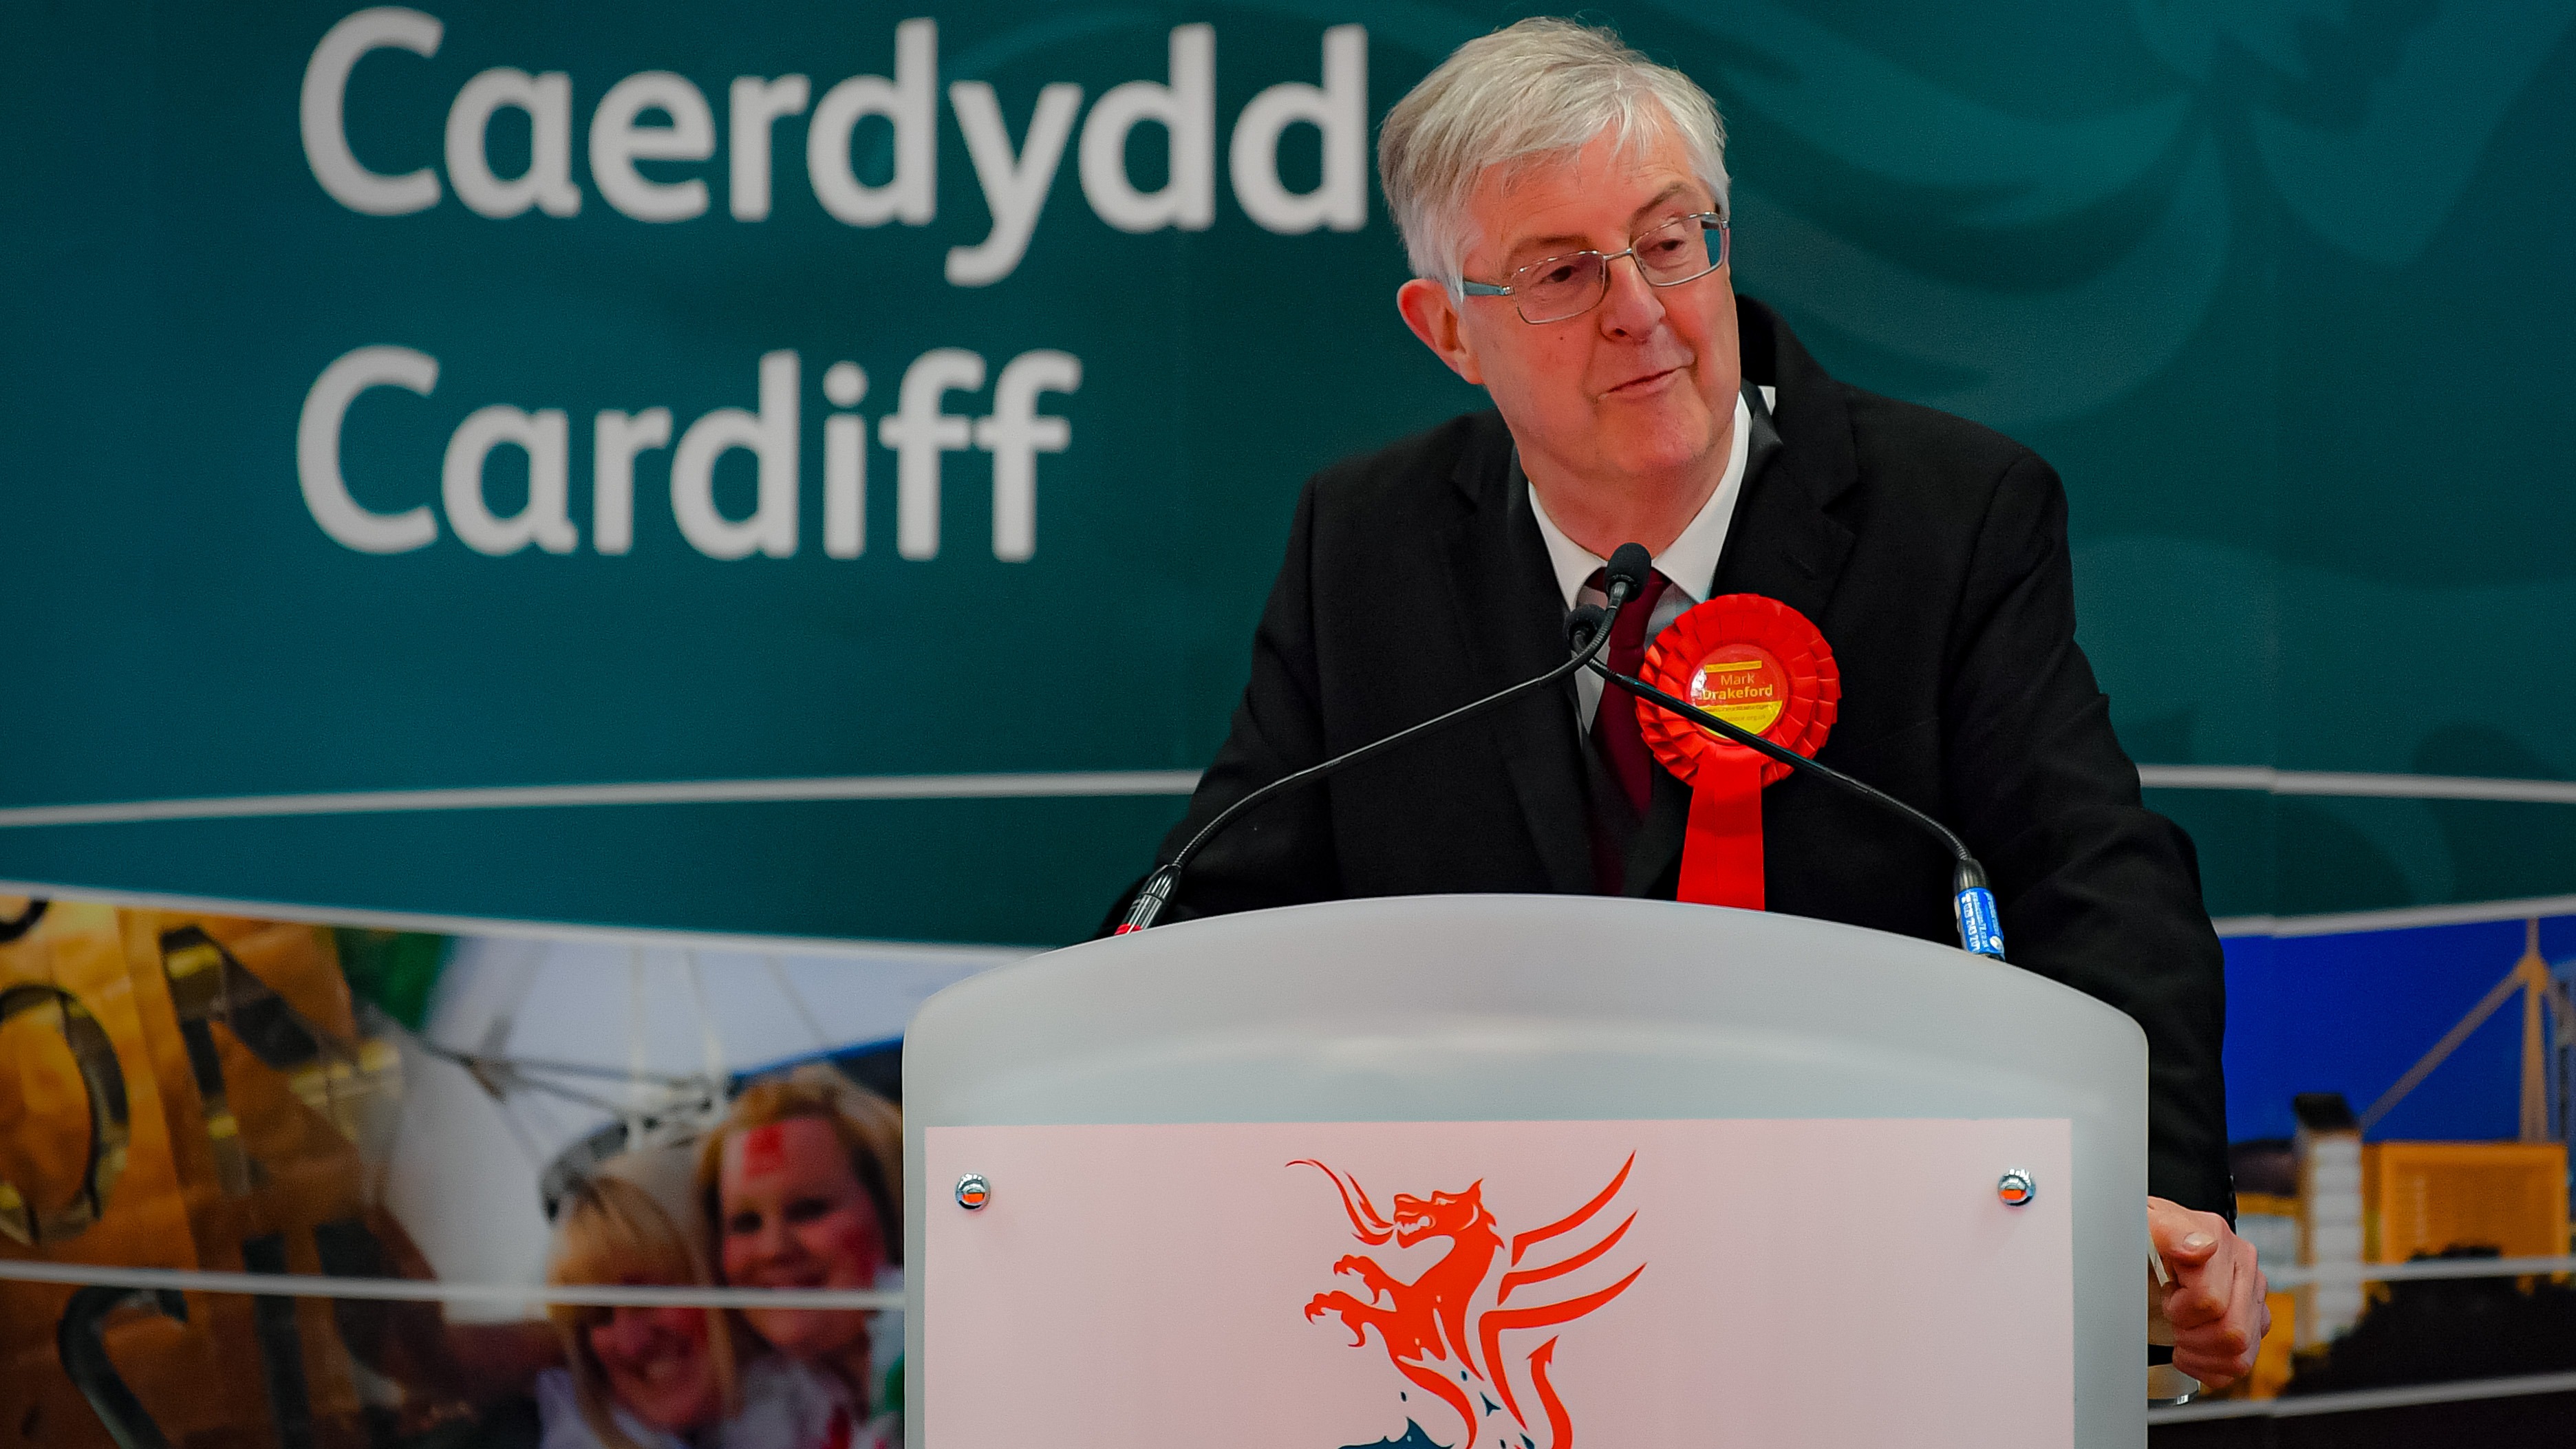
903, 894, 2147, 1448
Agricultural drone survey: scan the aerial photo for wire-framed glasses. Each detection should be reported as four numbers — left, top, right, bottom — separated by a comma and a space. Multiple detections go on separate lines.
1461, 213, 1729, 325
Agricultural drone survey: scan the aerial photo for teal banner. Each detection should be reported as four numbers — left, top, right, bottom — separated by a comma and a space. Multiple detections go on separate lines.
4, 2, 2573, 942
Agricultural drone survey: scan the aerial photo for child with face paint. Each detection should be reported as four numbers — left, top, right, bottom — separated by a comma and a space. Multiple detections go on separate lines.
696, 1068, 905, 1448
541, 1149, 857, 1449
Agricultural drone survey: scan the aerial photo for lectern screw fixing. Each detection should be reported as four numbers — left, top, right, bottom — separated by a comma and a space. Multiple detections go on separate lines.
1996, 1170, 2036, 1207
955, 1174, 991, 1210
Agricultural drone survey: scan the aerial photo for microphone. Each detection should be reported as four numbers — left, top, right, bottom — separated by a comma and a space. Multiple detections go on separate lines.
1565, 543, 1651, 653
1585, 653, 2008, 959
1116, 555, 1653, 935
1600, 541, 1653, 610
1564, 604, 1609, 653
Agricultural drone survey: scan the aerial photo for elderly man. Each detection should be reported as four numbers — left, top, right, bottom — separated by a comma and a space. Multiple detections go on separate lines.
1132, 19, 2264, 1386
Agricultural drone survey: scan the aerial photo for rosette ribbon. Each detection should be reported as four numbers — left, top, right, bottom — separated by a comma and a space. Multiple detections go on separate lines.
1635, 594, 1840, 908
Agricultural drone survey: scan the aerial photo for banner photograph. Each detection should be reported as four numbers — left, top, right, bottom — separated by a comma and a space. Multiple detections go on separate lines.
0, 894, 972, 1449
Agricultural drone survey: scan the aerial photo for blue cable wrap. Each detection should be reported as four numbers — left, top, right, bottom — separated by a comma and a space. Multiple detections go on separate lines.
1954, 886, 2006, 958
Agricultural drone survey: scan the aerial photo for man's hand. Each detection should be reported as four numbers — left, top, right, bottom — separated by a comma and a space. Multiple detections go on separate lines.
2149, 1196, 2270, 1388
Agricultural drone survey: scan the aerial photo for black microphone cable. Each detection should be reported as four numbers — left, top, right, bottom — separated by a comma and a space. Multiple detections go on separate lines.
1117, 545, 1656, 934
1585, 658, 2007, 959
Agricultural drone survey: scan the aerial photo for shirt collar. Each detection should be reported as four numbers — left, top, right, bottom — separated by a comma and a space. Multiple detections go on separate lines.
1524, 389, 1757, 611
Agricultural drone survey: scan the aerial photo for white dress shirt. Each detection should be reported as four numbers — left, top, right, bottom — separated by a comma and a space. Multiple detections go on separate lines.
1527, 388, 1772, 729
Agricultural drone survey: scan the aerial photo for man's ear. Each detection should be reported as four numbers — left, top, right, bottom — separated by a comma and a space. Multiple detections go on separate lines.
1397, 277, 1483, 386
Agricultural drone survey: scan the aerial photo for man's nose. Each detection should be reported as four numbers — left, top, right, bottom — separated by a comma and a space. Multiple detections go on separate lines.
1596, 251, 1668, 337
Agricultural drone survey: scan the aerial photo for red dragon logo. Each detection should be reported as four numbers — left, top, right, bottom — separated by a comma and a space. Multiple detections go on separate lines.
1294, 1155, 1642, 1449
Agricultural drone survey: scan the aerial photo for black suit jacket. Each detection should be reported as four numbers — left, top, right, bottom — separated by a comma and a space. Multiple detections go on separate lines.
1142, 296, 2232, 1214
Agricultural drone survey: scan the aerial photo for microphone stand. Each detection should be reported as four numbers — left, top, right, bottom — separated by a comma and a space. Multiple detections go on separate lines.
1115, 535, 2004, 962
1115, 561, 1651, 934
1586, 660, 2007, 959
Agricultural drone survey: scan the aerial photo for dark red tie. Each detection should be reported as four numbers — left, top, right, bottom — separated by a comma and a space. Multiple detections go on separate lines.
1587, 565, 1671, 817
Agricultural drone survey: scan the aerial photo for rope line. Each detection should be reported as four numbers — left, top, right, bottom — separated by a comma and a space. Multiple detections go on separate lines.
2151, 1368, 2576, 1421
3, 765, 2570, 833
0, 1260, 900, 1309
2257, 1252, 2576, 1289
0, 770, 1204, 828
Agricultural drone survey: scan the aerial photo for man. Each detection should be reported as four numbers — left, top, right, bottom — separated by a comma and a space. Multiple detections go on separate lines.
1134, 19, 2264, 1386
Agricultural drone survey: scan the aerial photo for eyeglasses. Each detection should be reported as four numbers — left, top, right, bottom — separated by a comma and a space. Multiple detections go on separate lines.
1461, 213, 1729, 325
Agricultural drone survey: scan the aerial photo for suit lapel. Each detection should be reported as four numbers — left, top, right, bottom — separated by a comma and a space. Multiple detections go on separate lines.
1433, 425, 1596, 895
1629, 301, 1861, 895
1710, 359, 1855, 620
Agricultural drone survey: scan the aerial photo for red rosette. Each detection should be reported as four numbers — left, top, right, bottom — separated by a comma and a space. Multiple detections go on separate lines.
1637, 594, 1840, 786
1631, 595, 1840, 910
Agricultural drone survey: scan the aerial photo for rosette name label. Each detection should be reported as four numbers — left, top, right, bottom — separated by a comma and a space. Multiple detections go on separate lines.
1688, 647, 1788, 736
1635, 594, 1840, 910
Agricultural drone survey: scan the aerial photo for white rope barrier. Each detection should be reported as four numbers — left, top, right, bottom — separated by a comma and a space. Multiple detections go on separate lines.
12, 1258, 2575, 1423
8, 1252, 2567, 1311
11, 763, 2575, 832
0, 1259, 901, 1310
2258, 1252, 2576, 1289
2150, 1368, 2576, 1422
2136, 766, 2576, 806
0, 770, 1204, 829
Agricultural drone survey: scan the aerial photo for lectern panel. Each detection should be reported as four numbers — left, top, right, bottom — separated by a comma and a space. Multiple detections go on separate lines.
905, 895, 2147, 1446
925, 1117, 2071, 1447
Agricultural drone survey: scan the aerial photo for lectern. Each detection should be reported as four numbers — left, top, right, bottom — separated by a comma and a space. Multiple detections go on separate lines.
903, 895, 2147, 1447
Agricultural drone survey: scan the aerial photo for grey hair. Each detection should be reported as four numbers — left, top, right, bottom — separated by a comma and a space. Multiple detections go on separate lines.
1377, 18, 1730, 288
